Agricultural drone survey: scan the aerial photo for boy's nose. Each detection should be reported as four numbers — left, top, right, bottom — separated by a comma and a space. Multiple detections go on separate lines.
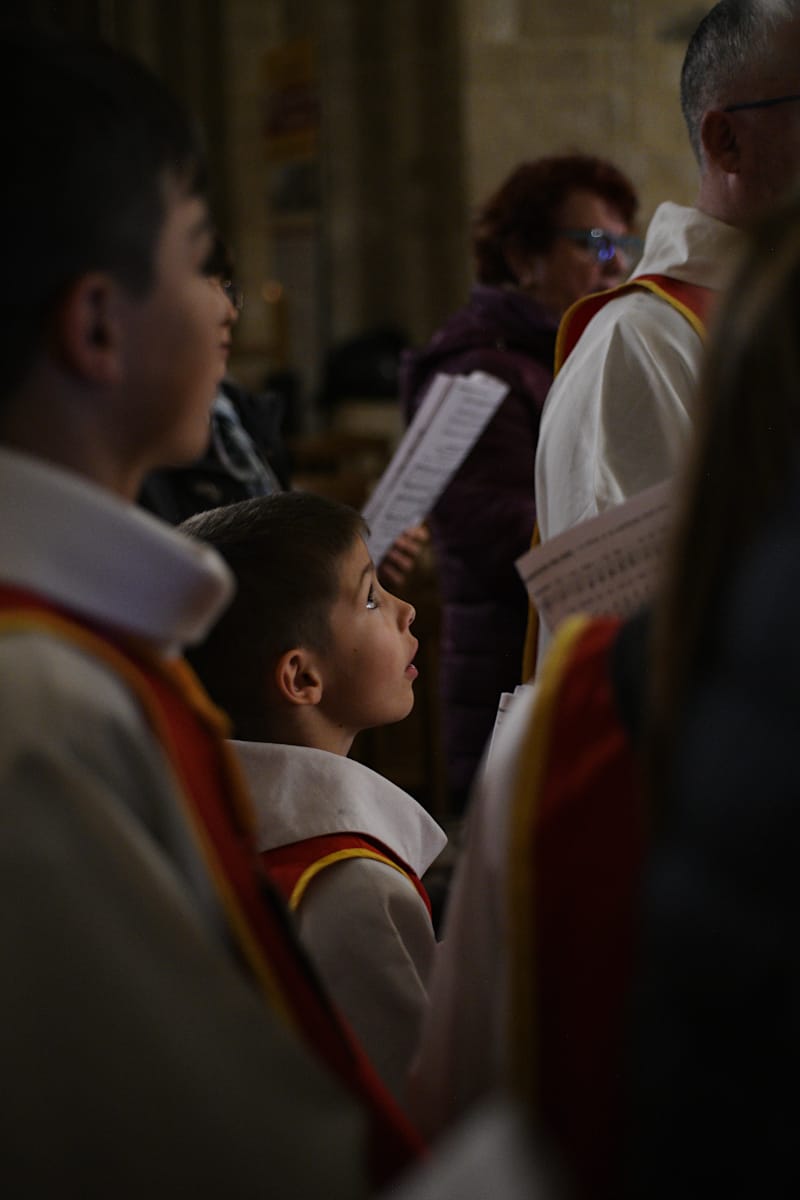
222, 292, 240, 326
211, 276, 240, 327
401, 600, 416, 629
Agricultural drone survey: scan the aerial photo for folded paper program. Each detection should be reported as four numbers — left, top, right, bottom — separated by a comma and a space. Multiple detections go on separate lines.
516, 480, 673, 638
362, 372, 508, 565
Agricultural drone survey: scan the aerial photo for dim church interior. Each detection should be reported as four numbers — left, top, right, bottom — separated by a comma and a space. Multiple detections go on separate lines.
9, 0, 703, 825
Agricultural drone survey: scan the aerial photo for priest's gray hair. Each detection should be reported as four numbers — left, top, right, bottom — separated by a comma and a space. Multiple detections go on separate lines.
681, 0, 800, 163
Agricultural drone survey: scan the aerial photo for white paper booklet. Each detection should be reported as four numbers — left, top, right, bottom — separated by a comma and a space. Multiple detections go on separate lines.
515, 480, 674, 637
363, 371, 509, 565
484, 684, 535, 775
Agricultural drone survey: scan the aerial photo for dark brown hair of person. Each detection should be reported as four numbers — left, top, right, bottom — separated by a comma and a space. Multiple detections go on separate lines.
471, 154, 639, 285
0, 26, 206, 404
181, 492, 367, 740
647, 199, 800, 800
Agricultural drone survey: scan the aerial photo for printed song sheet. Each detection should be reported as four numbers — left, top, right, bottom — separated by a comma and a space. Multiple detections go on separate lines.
484, 684, 535, 775
516, 480, 674, 636
363, 371, 508, 565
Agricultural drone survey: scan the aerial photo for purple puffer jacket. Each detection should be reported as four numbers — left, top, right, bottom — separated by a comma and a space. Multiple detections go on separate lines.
400, 285, 558, 804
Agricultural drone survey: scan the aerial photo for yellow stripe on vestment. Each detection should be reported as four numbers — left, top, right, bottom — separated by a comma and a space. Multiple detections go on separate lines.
553, 288, 600, 374
554, 277, 707, 376
0, 609, 295, 1030
289, 848, 409, 911
629, 276, 708, 342
526, 277, 708, 680
507, 613, 592, 1105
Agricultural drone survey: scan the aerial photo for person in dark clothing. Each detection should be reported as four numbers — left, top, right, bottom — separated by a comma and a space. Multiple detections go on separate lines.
140, 240, 425, 593
630, 185, 800, 1196
139, 376, 289, 523
400, 154, 640, 809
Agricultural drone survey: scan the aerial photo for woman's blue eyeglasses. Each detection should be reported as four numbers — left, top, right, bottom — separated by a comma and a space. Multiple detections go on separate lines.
558, 228, 643, 264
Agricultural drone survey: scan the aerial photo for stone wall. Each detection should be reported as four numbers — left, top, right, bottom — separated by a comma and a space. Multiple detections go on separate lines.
303, 0, 711, 404
19, 0, 713, 416
460, 0, 708, 230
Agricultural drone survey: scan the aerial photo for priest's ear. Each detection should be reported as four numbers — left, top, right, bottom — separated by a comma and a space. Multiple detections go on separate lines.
700, 108, 741, 175
274, 647, 323, 707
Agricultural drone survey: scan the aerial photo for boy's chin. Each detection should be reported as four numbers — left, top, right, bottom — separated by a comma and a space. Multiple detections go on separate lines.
370, 699, 415, 732
155, 423, 212, 470
394, 695, 416, 723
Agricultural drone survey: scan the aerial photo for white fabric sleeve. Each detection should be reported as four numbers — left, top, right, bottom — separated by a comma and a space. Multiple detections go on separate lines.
536, 292, 703, 540
592, 296, 701, 508
382, 1098, 557, 1200
0, 633, 367, 1197
295, 856, 437, 1112
407, 685, 539, 1139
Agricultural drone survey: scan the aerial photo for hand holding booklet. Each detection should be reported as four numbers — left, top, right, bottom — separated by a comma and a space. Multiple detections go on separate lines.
363, 371, 509, 565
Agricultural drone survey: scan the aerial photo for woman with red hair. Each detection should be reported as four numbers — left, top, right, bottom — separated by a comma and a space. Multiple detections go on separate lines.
401, 154, 640, 811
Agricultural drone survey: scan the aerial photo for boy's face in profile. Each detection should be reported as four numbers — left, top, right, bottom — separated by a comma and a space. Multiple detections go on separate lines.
113, 179, 231, 480
320, 535, 418, 737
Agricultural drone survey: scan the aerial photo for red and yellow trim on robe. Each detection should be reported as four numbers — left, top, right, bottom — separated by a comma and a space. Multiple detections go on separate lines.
0, 584, 425, 1186
553, 273, 715, 373
507, 613, 645, 1198
522, 273, 715, 682
263, 832, 433, 917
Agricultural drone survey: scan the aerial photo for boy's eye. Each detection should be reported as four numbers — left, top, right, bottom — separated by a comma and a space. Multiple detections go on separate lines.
366, 584, 379, 610
199, 241, 217, 276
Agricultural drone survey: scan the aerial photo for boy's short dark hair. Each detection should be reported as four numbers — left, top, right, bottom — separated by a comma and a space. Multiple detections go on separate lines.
181, 493, 367, 739
0, 27, 206, 401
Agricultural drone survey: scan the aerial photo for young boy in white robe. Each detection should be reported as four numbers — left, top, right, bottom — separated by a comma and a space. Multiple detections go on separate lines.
0, 27, 409, 1193
182, 492, 446, 1109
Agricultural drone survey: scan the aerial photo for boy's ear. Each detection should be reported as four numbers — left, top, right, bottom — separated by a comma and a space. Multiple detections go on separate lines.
700, 109, 741, 174
52, 273, 124, 384
274, 647, 324, 707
